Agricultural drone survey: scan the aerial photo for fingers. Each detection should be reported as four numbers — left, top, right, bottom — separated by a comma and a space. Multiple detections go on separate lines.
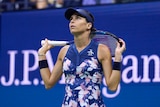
43, 38, 49, 46
44, 38, 54, 49
117, 38, 126, 52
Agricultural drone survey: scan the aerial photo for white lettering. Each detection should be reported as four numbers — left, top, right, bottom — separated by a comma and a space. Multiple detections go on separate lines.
1, 50, 17, 86
59, 74, 65, 84
102, 78, 120, 98
141, 55, 160, 82
122, 55, 141, 83
21, 50, 38, 85
0, 49, 160, 93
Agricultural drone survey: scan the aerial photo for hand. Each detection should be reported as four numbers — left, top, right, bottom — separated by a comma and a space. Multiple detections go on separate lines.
38, 38, 54, 55
114, 38, 126, 61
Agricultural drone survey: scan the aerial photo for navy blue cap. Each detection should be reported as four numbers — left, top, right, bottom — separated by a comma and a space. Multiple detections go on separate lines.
65, 8, 94, 24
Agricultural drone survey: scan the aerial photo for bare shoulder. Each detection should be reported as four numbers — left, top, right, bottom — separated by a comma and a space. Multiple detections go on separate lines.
98, 44, 111, 61
58, 45, 70, 61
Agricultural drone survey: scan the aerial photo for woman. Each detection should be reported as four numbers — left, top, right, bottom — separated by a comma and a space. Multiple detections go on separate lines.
38, 8, 126, 107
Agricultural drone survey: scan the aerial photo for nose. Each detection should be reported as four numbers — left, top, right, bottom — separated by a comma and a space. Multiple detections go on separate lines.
70, 18, 75, 23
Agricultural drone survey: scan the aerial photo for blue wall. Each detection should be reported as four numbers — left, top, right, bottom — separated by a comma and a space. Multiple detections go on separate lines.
0, 2, 160, 107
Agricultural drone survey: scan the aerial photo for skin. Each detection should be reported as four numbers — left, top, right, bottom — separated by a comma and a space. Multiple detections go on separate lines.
38, 13, 126, 91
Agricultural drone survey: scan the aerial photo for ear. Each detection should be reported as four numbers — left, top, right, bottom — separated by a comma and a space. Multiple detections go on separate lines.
87, 22, 92, 30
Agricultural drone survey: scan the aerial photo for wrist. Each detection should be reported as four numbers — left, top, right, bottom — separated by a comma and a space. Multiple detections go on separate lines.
39, 60, 48, 69
114, 53, 122, 62
113, 62, 121, 71
38, 49, 47, 56
38, 50, 46, 56
114, 59, 121, 62
38, 53, 46, 56
38, 52, 47, 60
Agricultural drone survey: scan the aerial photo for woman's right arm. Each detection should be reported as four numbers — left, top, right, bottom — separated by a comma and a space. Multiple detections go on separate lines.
38, 39, 68, 89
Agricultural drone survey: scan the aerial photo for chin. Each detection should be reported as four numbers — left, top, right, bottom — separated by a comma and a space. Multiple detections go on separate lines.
70, 30, 78, 35
70, 29, 82, 35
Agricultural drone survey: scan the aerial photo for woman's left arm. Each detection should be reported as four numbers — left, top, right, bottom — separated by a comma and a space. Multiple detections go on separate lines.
98, 39, 126, 91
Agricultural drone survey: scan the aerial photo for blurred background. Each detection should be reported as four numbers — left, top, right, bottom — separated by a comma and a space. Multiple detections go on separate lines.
0, 0, 160, 107
0, 0, 160, 12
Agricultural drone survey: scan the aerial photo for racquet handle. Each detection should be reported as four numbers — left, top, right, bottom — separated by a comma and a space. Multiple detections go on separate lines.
41, 40, 69, 46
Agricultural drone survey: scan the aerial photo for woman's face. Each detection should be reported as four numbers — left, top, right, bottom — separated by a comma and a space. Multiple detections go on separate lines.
69, 14, 92, 35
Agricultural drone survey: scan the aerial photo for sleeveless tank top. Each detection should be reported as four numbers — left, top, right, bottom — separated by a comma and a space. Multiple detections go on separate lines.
62, 40, 106, 107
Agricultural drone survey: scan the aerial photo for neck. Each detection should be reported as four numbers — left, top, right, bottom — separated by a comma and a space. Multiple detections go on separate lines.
73, 32, 91, 51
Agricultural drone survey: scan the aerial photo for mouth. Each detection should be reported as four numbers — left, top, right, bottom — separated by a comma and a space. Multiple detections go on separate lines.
70, 25, 76, 29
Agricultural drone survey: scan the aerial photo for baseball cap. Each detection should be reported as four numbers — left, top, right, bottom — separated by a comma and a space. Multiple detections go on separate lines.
64, 8, 94, 24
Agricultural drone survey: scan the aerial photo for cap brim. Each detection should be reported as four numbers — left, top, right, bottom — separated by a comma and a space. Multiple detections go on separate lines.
65, 8, 94, 25
65, 8, 78, 20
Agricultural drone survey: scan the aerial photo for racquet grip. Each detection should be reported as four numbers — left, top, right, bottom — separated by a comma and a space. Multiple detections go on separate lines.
41, 40, 69, 46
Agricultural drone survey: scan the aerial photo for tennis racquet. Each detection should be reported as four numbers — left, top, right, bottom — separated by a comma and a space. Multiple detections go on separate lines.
41, 30, 121, 57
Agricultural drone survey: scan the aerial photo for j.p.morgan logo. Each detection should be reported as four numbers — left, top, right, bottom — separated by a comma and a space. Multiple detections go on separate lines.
0, 50, 160, 98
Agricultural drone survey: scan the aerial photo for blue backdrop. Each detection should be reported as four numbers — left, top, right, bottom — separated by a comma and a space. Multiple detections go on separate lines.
0, 1, 160, 107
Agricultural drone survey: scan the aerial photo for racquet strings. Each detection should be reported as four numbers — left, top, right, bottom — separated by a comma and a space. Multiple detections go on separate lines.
92, 31, 118, 56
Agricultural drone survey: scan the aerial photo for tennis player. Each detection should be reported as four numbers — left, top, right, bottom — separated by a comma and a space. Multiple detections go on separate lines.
38, 8, 126, 106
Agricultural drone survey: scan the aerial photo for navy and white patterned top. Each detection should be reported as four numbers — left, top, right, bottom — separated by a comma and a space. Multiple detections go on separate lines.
62, 40, 106, 107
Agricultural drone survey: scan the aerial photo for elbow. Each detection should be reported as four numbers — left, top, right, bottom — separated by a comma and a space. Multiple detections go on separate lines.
45, 85, 52, 90
107, 82, 119, 92
108, 86, 118, 92
44, 82, 54, 90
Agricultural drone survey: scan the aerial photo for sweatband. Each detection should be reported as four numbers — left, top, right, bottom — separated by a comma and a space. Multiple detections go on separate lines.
113, 62, 121, 71
39, 60, 48, 69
